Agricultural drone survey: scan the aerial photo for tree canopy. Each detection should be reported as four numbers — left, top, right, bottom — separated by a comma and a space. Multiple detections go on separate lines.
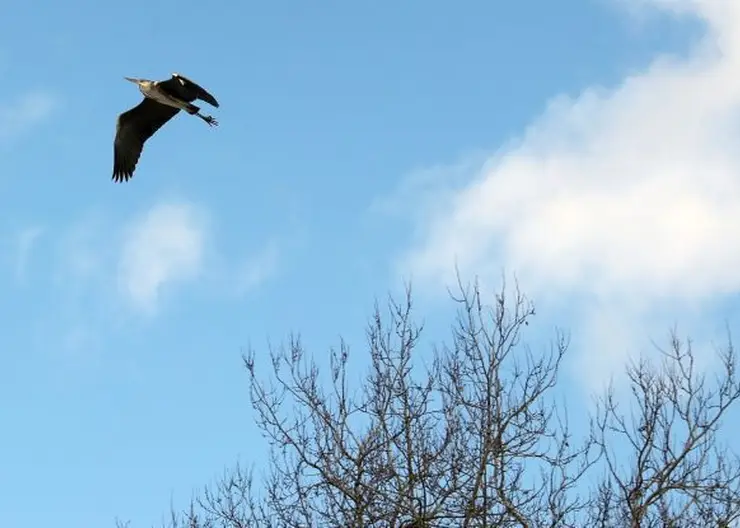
118, 279, 740, 528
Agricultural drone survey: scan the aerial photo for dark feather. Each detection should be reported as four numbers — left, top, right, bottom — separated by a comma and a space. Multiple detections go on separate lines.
111, 73, 219, 182
112, 98, 179, 182
159, 73, 220, 108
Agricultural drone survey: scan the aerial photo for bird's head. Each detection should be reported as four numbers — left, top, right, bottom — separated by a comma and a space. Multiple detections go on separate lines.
124, 77, 153, 90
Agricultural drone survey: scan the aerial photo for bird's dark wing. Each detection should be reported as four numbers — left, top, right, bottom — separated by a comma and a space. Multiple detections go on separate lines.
112, 98, 180, 182
159, 73, 220, 108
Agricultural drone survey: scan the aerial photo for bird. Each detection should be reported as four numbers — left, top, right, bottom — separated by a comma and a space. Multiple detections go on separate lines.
112, 73, 220, 183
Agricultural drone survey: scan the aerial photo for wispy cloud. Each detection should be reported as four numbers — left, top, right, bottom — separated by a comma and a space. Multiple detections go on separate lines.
117, 202, 208, 315
237, 240, 280, 294
54, 209, 112, 286
22, 198, 281, 370
14, 226, 43, 283
26, 200, 240, 371
390, 0, 740, 388
0, 91, 56, 144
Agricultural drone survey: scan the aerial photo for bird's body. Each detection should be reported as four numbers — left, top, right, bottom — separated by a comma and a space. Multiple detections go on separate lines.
112, 73, 220, 183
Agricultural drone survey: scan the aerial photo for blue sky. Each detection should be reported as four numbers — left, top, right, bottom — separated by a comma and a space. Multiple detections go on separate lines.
2, 0, 737, 526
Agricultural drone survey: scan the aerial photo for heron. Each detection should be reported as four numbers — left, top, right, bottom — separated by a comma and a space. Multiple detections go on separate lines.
112, 72, 220, 183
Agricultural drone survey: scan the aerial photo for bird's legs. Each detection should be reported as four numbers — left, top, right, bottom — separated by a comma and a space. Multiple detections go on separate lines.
196, 113, 218, 127
180, 101, 218, 126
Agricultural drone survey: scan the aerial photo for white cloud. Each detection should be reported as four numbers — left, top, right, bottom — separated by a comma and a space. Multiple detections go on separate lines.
393, 0, 740, 385
117, 203, 208, 315
0, 91, 56, 144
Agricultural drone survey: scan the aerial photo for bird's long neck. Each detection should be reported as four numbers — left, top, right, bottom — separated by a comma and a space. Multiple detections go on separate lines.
138, 81, 155, 95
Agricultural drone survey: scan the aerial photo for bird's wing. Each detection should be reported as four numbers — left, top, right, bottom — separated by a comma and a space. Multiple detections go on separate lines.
112, 98, 180, 182
160, 73, 220, 108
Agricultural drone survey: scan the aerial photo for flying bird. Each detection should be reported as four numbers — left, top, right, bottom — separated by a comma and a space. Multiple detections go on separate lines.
112, 73, 220, 182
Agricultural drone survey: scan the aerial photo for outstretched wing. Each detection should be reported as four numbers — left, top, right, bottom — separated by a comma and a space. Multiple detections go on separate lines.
112, 98, 180, 182
159, 73, 220, 108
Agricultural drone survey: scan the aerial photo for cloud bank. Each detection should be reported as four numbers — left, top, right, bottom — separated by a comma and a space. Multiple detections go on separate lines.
394, 0, 740, 385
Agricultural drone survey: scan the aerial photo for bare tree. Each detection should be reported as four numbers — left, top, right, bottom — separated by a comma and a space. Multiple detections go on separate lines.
117, 278, 740, 528
588, 332, 740, 527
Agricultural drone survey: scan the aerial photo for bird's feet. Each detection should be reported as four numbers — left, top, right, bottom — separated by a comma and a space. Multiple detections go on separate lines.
203, 115, 219, 127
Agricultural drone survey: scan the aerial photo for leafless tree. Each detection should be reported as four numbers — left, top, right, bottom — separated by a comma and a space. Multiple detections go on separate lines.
117, 278, 740, 528
235, 278, 597, 527
587, 332, 740, 527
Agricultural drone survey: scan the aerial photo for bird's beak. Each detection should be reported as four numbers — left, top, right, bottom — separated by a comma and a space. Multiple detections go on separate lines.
124, 77, 139, 84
